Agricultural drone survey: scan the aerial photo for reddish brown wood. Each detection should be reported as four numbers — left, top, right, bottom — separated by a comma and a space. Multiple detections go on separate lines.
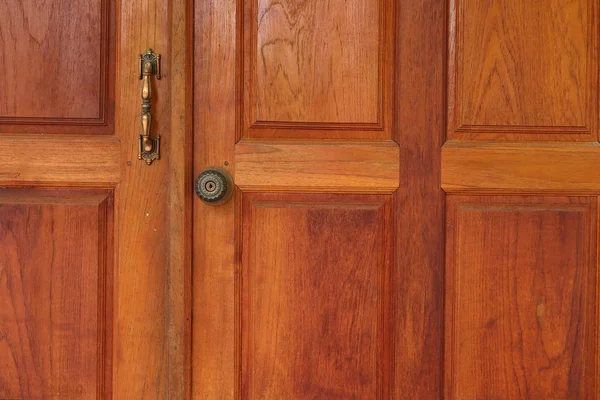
1, 1, 180, 398
240, 193, 394, 399
0, 0, 115, 134
445, 196, 598, 399
165, 0, 194, 398
112, 0, 171, 397
193, 0, 403, 397
235, 140, 400, 193
442, 141, 600, 194
241, 0, 395, 140
0, 189, 113, 399
192, 0, 238, 397
0, 135, 120, 187
394, 0, 445, 397
448, 0, 597, 141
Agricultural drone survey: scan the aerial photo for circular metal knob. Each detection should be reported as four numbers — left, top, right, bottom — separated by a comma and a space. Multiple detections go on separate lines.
195, 167, 234, 205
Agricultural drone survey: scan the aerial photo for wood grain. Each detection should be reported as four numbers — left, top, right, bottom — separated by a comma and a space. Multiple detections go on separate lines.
394, 0, 446, 397
235, 140, 399, 193
241, 193, 394, 399
0, 135, 120, 187
254, 0, 378, 123
442, 141, 600, 194
192, 0, 238, 397
112, 0, 170, 397
0, 0, 115, 134
445, 196, 598, 399
0, 188, 113, 399
242, 0, 395, 139
165, 0, 193, 398
448, 0, 597, 141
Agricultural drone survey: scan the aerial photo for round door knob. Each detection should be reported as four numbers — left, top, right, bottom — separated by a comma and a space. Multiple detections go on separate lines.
195, 167, 234, 205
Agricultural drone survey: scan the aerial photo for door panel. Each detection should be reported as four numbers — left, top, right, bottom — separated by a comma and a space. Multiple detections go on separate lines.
0, 189, 113, 399
448, 0, 597, 141
241, 0, 395, 139
445, 196, 598, 398
0, 0, 115, 134
241, 193, 394, 398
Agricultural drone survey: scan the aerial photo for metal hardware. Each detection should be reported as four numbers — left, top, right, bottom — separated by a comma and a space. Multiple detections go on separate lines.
138, 49, 161, 165
195, 168, 234, 205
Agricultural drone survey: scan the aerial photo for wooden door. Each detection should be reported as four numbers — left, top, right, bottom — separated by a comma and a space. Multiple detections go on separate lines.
442, 0, 599, 398
193, 0, 442, 398
194, 0, 600, 399
0, 1, 188, 398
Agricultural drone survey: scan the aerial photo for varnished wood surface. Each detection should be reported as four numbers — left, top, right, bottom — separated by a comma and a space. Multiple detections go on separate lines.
193, 0, 238, 397
253, 0, 379, 124
442, 141, 600, 193
194, 0, 401, 398
448, 0, 597, 141
394, 0, 445, 397
235, 140, 400, 193
242, 0, 395, 140
165, 0, 193, 398
0, 189, 113, 399
445, 196, 598, 399
241, 193, 394, 399
2, 0, 186, 398
0, 135, 120, 187
112, 0, 171, 397
0, 0, 115, 134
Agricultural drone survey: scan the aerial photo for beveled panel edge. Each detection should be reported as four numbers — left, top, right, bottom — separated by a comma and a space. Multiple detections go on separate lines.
447, 0, 598, 140
0, 0, 116, 134
239, 0, 395, 140
442, 141, 600, 194
234, 140, 400, 194
0, 134, 120, 187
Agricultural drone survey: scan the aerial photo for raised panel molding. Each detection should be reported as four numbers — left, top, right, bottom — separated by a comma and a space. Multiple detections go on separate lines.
0, 189, 113, 399
0, 0, 115, 134
448, 0, 598, 140
240, 193, 394, 398
240, 0, 395, 139
445, 196, 598, 399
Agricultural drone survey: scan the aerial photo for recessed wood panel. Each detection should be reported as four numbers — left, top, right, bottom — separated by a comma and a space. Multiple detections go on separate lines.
445, 196, 598, 399
241, 193, 394, 398
241, 0, 395, 139
448, 0, 597, 140
0, 189, 113, 399
0, 0, 115, 134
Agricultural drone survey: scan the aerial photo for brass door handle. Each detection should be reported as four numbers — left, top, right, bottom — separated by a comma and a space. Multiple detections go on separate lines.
138, 49, 161, 165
